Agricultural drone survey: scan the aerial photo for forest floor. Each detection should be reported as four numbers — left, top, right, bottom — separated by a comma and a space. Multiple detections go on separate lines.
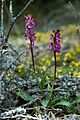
0, 2, 80, 120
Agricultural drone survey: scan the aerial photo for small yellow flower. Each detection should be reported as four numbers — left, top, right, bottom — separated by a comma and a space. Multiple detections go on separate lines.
17, 65, 23, 73
64, 53, 73, 61
73, 72, 78, 76
71, 61, 75, 65
77, 72, 80, 77
46, 60, 50, 66
7, 73, 11, 77
7, 73, 12, 79
65, 53, 72, 58
74, 62, 80, 67
7, 73, 11, 78
58, 69, 62, 73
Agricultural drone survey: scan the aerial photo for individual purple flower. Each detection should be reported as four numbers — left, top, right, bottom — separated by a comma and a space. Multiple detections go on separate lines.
50, 34, 53, 41
48, 29, 61, 53
25, 14, 36, 49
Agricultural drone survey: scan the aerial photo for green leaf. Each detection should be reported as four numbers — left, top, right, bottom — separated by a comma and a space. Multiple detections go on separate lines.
76, 98, 80, 103
40, 99, 49, 107
76, 93, 80, 99
76, 93, 80, 103
51, 98, 61, 104
47, 83, 52, 92
55, 100, 72, 107
17, 91, 34, 101
40, 77, 45, 90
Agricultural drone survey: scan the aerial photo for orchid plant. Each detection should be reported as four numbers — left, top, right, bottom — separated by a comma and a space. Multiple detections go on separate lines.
25, 14, 36, 72
48, 29, 61, 88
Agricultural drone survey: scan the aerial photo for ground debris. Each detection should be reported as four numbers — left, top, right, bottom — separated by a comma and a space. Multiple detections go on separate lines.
0, 106, 80, 120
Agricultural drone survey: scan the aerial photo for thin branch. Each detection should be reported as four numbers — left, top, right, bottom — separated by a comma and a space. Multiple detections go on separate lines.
1, 0, 5, 41
8, 43, 18, 55
15, 0, 34, 20
0, 114, 38, 120
21, 97, 42, 107
69, 1, 80, 37
5, 0, 34, 43
9, 0, 13, 21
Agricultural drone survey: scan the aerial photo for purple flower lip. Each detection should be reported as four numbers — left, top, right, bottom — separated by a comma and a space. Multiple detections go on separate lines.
48, 29, 61, 53
50, 34, 53, 41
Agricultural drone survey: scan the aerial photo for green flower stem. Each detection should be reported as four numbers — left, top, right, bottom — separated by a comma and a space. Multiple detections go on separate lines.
48, 51, 56, 102
30, 39, 35, 73
52, 51, 56, 88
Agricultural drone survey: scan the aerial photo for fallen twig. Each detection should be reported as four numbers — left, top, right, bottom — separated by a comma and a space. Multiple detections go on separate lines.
41, 106, 62, 112
21, 97, 42, 107
0, 114, 38, 120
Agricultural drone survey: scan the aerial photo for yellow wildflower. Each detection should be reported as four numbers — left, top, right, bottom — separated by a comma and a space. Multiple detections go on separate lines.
77, 72, 80, 77
58, 69, 62, 73
74, 62, 80, 67
65, 53, 72, 58
73, 72, 78, 76
7, 73, 12, 79
71, 61, 75, 65
46, 60, 50, 66
64, 53, 73, 61
17, 65, 23, 73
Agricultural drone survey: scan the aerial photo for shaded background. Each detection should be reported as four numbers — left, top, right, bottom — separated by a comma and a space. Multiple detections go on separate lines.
1, 0, 80, 35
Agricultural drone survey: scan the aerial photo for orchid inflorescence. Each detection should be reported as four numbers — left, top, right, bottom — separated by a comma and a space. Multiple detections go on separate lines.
25, 14, 36, 49
48, 29, 61, 53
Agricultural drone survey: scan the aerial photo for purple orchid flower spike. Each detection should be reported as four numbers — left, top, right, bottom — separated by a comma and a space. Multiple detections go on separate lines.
25, 14, 36, 49
48, 29, 61, 90
25, 14, 36, 72
48, 29, 61, 53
